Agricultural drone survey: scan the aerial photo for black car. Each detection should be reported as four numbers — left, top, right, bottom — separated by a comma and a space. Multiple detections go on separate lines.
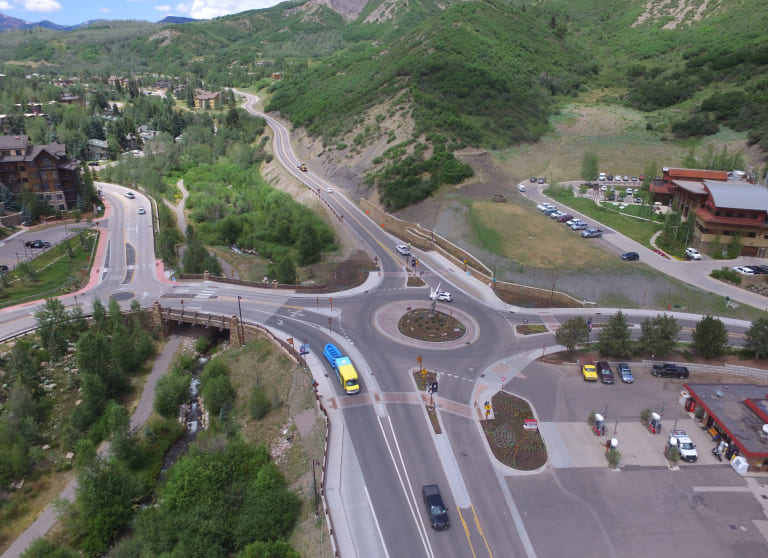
530, 176, 537, 183
652, 363, 689, 379
620, 251, 639, 261
596, 361, 615, 384
25, 239, 51, 249
422, 485, 450, 530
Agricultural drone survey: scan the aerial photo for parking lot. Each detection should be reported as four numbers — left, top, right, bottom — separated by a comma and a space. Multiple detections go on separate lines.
508, 359, 744, 469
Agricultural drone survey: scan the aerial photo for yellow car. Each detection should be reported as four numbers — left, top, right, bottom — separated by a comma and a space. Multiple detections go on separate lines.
581, 361, 598, 382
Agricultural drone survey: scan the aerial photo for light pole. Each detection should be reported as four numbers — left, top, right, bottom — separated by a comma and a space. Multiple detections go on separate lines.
237, 295, 245, 345
74, 295, 79, 309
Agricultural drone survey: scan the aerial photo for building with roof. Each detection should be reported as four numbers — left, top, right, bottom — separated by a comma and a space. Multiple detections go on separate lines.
194, 90, 220, 109
685, 383, 768, 473
86, 138, 109, 161
650, 167, 768, 257
0, 134, 82, 211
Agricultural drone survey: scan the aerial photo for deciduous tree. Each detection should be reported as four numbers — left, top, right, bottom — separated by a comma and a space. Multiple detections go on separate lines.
692, 315, 729, 359
745, 317, 768, 359
555, 317, 589, 353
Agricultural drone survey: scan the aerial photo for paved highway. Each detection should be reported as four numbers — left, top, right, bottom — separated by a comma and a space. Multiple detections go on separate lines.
2, 91, 766, 558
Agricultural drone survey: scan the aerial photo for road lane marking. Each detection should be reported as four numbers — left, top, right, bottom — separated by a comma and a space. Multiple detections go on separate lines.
456, 507, 479, 558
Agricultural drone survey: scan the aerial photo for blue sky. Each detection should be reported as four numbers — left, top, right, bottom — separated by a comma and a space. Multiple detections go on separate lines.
0, 0, 285, 26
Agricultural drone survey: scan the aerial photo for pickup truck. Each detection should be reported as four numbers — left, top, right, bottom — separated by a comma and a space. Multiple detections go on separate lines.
652, 363, 689, 379
669, 429, 698, 462
422, 485, 450, 530
581, 228, 603, 238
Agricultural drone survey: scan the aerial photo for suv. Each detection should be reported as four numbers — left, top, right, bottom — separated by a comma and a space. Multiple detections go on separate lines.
422, 485, 450, 530
652, 363, 689, 379
581, 228, 603, 238
436, 291, 453, 302
596, 361, 615, 384
684, 247, 702, 260
617, 362, 634, 384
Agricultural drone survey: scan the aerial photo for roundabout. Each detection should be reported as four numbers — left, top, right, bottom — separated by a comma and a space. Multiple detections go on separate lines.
372, 300, 480, 348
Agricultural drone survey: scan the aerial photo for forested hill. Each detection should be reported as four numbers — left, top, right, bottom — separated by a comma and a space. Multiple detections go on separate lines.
1, 0, 767, 209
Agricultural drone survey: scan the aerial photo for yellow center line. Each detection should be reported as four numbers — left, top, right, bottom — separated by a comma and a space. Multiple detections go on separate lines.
456, 507, 479, 558
471, 504, 493, 558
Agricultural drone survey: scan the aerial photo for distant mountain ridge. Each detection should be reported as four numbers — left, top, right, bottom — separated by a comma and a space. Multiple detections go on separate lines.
0, 12, 196, 32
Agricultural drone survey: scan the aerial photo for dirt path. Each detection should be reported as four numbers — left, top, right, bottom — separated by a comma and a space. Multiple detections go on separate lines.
1, 334, 186, 558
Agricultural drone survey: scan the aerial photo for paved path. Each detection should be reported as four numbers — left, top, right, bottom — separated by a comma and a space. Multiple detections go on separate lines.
1, 334, 186, 558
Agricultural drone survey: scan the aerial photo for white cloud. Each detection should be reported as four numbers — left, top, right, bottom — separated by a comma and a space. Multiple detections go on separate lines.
0, 1, 12, 11
97, 8, 110, 15
154, 4, 172, 13
190, 0, 282, 21
174, 3, 191, 15
20, 0, 62, 14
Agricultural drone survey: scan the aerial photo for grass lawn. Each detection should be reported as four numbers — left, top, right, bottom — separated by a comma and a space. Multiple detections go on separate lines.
0, 231, 98, 308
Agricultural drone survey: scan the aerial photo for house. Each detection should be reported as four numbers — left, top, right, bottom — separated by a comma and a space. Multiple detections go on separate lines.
194, 90, 220, 109
86, 139, 109, 161
0, 134, 82, 211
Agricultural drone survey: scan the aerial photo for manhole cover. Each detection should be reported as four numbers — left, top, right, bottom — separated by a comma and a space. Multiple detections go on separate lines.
110, 291, 134, 301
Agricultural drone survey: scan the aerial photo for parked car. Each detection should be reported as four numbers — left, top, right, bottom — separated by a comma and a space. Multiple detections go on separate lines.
606, 174, 613, 181
600, 185, 607, 191
623, 175, 629, 181
596, 361, 615, 384
599, 173, 606, 181
607, 194, 615, 201
570, 222, 588, 230
530, 176, 537, 183
684, 247, 702, 260
746, 265, 767, 275
549, 210, 564, 219
537, 203, 555, 212
733, 266, 754, 276
581, 228, 603, 238
25, 239, 51, 249
537, 177, 546, 184
617, 362, 634, 384
614, 174, 622, 181
631, 176, 638, 182
396, 245, 411, 256
652, 363, 689, 379
621, 251, 639, 261
436, 291, 453, 302
634, 197, 643, 204
581, 360, 598, 382
566, 218, 582, 227
557, 214, 574, 223
639, 175, 645, 181
625, 188, 633, 195
517, 184, 526, 192
0, 264, 8, 274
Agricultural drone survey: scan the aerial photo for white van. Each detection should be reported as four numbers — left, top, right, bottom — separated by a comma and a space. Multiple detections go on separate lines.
517, 184, 526, 192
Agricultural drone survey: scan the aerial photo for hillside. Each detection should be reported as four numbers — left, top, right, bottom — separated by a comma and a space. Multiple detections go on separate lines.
0, 0, 767, 209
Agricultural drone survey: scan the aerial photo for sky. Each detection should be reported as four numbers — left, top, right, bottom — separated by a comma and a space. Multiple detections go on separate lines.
0, 0, 286, 26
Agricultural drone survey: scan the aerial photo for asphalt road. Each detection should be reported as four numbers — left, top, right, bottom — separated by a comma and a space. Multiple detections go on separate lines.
2, 91, 767, 558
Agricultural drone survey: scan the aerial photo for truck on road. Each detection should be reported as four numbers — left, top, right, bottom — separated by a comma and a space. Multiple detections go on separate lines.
422, 485, 450, 530
323, 343, 360, 394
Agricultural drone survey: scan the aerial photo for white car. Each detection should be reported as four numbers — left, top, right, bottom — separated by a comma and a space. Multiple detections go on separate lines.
600, 185, 607, 191
685, 247, 702, 260
124, 191, 135, 199
396, 245, 411, 256
325, 187, 333, 193
137, 207, 146, 215
625, 188, 633, 195
537, 203, 555, 212
733, 266, 754, 276
566, 218, 582, 227
436, 291, 453, 302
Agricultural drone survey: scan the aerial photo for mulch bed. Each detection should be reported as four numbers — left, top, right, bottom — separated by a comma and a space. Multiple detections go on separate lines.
482, 392, 547, 471
397, 308, 466, 341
